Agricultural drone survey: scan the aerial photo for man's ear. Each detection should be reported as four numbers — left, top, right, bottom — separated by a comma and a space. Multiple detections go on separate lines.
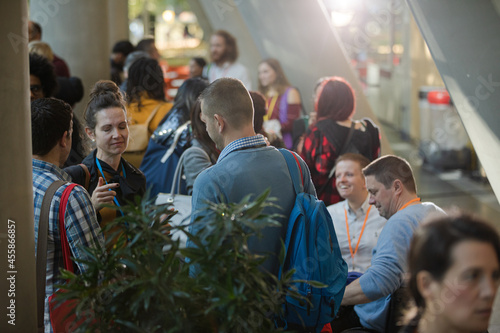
85, 127, 95, 141
58, 131, 69, 148
214, 114, 225, 133
392, 179, 403, 195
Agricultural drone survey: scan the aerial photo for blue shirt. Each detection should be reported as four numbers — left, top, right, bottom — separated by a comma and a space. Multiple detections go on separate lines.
354, 202, 444, 332
189, 139, 316, 276
32, 159, 104, 333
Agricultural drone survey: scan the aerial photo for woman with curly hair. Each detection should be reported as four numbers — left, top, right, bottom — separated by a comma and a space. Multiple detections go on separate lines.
124, 57, 173, 167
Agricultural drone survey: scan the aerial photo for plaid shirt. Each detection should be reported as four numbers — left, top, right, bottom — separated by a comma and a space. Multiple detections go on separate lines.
300, 121, 380, 206
300, 126, 342, 206
32, 159, 104, 333
217, 134, 267, 163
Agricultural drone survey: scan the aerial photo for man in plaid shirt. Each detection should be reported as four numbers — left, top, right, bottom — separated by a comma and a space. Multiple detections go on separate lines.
31, 98, 104, 332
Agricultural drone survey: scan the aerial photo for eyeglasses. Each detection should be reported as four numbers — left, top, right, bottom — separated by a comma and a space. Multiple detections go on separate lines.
30, 85, 42, 94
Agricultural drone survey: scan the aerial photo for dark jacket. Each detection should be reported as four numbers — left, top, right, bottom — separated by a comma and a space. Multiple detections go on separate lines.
65, 149, 146, 207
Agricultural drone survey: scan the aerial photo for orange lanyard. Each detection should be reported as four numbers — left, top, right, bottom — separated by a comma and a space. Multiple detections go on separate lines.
399, 197, 421, 211
344, 205, 372, 259
264, 95, 278, 121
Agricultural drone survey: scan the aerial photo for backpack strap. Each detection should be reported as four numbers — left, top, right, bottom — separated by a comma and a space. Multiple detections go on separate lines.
144, 103, 163, 129
169, 146, 208, 196
36, 180, 67, 332
278, 149, 303, 195
160, 120, 191, 163
79, 164, 90, 190
277, 149, 305, 281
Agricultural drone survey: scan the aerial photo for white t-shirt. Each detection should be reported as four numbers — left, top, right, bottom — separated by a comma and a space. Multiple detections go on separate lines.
204, 61, 252, 90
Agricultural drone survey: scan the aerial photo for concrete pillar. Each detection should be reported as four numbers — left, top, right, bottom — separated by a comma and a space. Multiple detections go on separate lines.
108, 0, 129, 49
0, 1, 37, 332
30, 0, 110, 117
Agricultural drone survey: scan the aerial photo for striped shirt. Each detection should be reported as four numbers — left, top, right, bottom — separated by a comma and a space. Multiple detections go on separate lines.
217, 135, 267, 163
32, 159, 104, 333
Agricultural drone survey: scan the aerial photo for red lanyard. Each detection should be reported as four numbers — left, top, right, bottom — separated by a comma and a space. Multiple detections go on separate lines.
399, 197, 421, 211
344, 205, 372, 259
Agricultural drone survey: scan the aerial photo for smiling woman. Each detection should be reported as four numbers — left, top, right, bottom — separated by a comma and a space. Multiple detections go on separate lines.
66, 81, 146, 243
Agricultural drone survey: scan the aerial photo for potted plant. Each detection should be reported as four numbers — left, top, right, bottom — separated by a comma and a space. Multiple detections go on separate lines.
56, 190, 303, 332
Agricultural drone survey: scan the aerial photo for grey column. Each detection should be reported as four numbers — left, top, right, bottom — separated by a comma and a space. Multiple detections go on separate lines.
30, 0, 110, 117
0, 1, 37, 332
108, 0, 129, 49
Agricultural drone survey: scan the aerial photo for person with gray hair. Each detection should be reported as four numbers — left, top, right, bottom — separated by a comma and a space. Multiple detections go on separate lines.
187, 77, 316, 277
119, 50, 150, 93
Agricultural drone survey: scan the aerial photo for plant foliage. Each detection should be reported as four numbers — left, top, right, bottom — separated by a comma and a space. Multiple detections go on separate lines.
56, 190, 304, 332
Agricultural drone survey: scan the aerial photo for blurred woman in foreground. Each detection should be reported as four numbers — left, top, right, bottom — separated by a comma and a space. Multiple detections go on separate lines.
402, 213, 500, 333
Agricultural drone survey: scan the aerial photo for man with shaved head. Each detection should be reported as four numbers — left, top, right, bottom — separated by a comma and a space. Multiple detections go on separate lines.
188, 78, 316, 276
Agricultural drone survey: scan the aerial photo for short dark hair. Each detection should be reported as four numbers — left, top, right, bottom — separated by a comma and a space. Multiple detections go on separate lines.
31, 98, 72, 155
126, 57, 165, 107
84, 80, 126, 130
30, 21, 42, 37
199, 78, 253, 130
136, 38, 156, 56
213, 30, 238, 62
192, 57, 207, 68
249, 91, 266, 133
29, 53, 58, 98
336, 153, 370, 170
408, 213, 500, 308
362, 155, 417, 193
112, 40, 135, 56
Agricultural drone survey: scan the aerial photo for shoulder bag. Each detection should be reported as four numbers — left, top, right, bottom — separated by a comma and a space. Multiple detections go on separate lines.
36, 181, 91, 332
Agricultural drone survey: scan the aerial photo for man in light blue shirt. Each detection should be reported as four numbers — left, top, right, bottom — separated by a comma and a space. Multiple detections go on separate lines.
333, 155, 444, 333
327, 153, 386, 276
188, 77, 315, 276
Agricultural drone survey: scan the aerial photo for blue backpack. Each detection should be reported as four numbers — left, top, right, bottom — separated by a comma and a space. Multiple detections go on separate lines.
278, 149, 348, 332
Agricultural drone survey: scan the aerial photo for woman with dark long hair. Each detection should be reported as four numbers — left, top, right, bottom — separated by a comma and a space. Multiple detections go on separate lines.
181, 100, 219, 194
140, 77, 209, 197
299, 76, 380, 206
